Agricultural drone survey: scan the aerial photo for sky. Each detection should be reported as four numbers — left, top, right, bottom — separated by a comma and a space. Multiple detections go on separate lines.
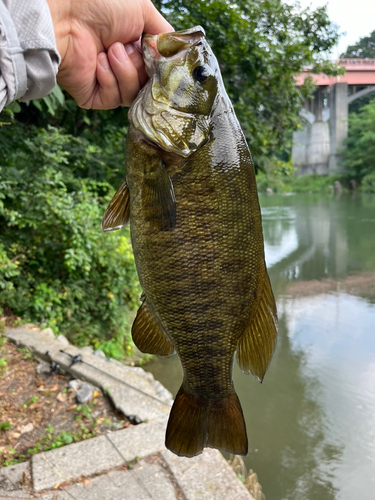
295, 0, 375, 57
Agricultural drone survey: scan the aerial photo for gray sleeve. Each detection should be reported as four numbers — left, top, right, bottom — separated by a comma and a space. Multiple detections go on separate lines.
0, 0, 60, 112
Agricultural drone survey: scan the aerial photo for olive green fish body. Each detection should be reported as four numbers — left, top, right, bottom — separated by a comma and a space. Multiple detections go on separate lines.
102, 27, 277, 458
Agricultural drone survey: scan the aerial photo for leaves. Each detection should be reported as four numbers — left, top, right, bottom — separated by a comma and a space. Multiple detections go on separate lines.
341, 30, 375, 59
0, 121, 140, 356
342, 99, 375, 181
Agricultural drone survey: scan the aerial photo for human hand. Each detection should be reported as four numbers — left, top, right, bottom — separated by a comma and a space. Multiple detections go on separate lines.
46, 0, 172, 109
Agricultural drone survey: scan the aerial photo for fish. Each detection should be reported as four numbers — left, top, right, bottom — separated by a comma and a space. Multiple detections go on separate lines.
102, 26, 278, 458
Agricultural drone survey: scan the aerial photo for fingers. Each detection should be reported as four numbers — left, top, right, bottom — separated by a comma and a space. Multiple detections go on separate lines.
87, 42, 147, 109
92, 52, 121, 109
107, 42, 147, 106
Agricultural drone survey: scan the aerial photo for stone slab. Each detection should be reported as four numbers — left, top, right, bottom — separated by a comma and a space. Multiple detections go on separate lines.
107, 383, 170, 423
0, 461, 32, 498
31, 434, 124, 491
41, 467, 149, 500
107, 418, 167, 462
162, 448, 254, 500
130, 461, 177, 500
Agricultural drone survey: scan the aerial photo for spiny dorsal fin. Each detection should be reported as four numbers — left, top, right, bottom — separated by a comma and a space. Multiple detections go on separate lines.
102, 180, 130, 232
142, 163, 176, 231
132, 298, 174, 357
236, 271, 278, 382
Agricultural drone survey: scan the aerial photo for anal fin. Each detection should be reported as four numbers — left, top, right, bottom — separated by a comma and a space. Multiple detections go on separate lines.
102, 180, 130, 232
132, 298, 174, 357
236, 271, 278, 382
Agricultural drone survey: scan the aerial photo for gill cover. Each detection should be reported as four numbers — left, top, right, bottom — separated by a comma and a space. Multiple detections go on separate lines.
129, 27, 220, 157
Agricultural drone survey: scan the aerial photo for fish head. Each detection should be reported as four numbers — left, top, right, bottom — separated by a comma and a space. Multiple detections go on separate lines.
129, 26, 224, 158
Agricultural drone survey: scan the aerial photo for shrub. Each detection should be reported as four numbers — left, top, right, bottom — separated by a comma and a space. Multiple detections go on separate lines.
0, 121, 140, 358
342, 98, 375, 180
361, 172, 375, 192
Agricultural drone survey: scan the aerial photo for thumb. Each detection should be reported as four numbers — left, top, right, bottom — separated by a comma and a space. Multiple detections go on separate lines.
142, 0, 173, 35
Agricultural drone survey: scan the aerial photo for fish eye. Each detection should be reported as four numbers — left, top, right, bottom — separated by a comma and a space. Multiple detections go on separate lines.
193, 65, 209, 84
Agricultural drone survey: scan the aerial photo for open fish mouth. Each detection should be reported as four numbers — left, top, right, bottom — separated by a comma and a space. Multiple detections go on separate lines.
142, 26, 206, 77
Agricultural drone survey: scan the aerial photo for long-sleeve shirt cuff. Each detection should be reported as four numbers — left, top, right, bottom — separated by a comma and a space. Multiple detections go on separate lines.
0, 0, 60, 111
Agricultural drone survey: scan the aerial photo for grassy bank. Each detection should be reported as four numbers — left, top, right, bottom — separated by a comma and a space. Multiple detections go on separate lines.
256, 172, 361, 194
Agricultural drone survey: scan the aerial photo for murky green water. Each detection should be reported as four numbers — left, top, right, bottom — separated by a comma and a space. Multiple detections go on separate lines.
144, 193, 375, 500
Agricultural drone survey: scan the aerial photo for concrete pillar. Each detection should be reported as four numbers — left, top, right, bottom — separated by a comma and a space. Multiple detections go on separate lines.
306, 121, 330, 174
292, 128, 309, 175
329, 82, 348, 173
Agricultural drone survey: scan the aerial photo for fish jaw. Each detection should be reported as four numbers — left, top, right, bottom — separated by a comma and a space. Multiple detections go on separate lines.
142, 26, 206, 78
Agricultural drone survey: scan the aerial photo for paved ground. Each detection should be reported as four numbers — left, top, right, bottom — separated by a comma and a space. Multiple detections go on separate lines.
1, 326, 254, 499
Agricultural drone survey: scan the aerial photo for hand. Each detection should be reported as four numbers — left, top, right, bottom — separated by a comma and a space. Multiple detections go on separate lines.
46, 0, 172, 109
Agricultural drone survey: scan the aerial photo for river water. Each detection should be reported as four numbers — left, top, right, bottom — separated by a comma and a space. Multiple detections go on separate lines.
144, 193, 375, 500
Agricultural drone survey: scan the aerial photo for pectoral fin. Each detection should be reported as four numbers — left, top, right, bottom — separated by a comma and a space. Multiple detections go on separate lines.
236, 272, 278, 382
102, 181, 130, 232
132, 298, 174, 357
143, 161, 176, 231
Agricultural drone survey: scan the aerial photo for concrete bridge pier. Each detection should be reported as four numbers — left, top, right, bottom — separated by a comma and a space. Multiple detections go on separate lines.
292, 87, 330, 175
306, 87, 330, 174
292, 83, 348, 175
329, 82, 348, 173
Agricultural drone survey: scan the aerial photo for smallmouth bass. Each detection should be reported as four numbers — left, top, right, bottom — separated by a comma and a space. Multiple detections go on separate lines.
102, 26, 278, 458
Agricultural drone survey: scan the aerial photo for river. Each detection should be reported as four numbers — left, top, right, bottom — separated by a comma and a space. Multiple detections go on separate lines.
144, 192, 375, 500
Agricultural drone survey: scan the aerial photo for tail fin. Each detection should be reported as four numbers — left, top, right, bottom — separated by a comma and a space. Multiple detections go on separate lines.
165, 386, 248, 458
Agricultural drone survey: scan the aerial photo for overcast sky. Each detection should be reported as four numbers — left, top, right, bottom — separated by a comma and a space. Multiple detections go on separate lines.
295, 0, 375, 57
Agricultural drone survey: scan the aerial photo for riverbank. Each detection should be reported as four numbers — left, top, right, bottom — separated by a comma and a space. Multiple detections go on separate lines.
256, 172, 346, 194
256, 172, 375, 194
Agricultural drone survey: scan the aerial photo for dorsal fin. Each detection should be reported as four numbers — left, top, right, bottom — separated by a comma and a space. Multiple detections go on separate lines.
102, 180, 130, 232
236, 271, 278, 382
132, 298, 174, 357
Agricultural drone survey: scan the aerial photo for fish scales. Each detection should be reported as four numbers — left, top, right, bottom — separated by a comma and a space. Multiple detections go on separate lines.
102, 26, 278, 458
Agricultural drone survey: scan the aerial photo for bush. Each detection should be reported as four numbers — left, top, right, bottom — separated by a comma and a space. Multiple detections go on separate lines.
342, 98, 375, 180
361, 172, 375, 192
0, 121, 140, 359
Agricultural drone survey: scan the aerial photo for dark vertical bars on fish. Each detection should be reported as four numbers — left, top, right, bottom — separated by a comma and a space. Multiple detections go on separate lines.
102, 26, 278, 458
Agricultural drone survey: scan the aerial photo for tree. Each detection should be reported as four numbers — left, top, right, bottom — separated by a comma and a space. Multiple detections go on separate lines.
342, 98, 375, 183
154, 0, 341, 170
341, 30, 375, 59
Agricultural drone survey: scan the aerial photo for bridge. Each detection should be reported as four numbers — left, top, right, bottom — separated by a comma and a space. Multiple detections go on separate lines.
292, 59, 375, 175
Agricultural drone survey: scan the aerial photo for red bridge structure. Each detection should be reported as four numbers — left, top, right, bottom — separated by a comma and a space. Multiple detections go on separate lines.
293, 59, 375, 175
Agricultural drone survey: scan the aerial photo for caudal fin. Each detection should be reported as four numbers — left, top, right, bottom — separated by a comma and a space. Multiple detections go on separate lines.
165, 386, 248, 458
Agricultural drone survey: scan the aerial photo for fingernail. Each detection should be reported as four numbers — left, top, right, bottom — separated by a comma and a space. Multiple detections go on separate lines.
125, 43, 135, 55
98, 53, 110, 70
112, 43, 127, 62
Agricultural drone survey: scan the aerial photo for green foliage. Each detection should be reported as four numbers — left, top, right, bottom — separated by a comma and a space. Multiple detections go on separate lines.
22, 396, 38, 408
361, 172, 375, 192
341, 30, 375, 58
257, 172, 345, 194
342, 99, 375, 180
0, 356, 7, 378
0, 420, 12, 431
0, 120, 140, 356
154, 0, 341, 171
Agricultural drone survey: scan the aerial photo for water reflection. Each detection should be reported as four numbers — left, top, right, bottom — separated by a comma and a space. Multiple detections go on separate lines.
233, 310, 342, 500
145, 193, 375, 500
